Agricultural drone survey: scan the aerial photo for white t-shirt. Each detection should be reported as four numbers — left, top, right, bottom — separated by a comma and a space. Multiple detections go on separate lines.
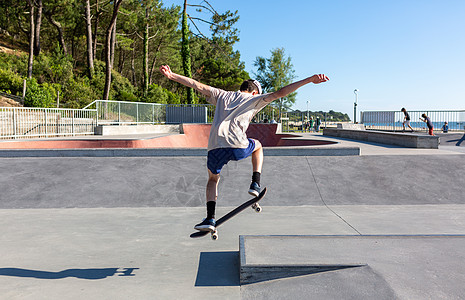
207, 87, 271, 151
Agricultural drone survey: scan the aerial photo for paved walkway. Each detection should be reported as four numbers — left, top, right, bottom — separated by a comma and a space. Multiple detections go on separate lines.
1, 134, 464, 299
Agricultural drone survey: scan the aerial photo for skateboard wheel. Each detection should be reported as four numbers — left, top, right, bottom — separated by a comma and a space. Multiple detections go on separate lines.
211, 231, 218, 240
252, 203, 262, 213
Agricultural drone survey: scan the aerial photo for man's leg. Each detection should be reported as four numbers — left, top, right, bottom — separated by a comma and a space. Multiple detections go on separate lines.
206, 170, 220, 203
249, 139, 263, 196
251, 139, 263, 173
194, 168, 220, 231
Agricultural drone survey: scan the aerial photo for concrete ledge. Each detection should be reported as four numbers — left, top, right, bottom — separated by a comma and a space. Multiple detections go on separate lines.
263, 146, 360, 156
239, 235, 465, 298
239, 236, 364, 285
95, 124, 182, 135
323, 128, 439, 149
0, 146, 360, 157
337, 123, 366, 130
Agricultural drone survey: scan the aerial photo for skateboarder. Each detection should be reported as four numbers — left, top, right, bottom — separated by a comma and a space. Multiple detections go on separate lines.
159, 65, 329, 231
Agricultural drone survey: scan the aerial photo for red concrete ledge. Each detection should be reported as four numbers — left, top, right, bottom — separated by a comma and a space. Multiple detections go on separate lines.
0, 124, 336, 149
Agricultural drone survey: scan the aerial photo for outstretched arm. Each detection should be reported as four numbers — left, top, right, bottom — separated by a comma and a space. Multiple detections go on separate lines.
159, 65, 212, 98
266, 74, 329, 102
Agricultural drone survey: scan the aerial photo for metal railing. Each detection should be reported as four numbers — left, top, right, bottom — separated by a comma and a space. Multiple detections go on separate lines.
0, 107, 97, 139
83, 100, 216, 125
279, 111, 344, 132
361, 110, 465, 132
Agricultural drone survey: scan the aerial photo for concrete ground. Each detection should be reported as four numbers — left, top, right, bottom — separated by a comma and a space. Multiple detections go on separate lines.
1, 133, 465, 299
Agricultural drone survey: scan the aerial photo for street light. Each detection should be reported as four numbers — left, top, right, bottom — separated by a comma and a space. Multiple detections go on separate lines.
306, 100, 309, 120
353, 89, 358, 123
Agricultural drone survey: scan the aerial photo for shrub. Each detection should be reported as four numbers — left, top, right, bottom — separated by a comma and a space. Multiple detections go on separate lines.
111, 69, 137, 101
145, 83, 181, 104
61, 76, 99, 108
24, 78, 56, 108
34, 44, 73, 85
0, 68, 23, 95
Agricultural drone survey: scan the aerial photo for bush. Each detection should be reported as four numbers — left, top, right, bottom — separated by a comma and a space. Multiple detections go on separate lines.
34, 44, 73, 85
61, 76, 99, 108
0, 68, 23, 95
111, 69, 137, 101
24, 78, 57, 108
145, 83, 181, 104
0, 52, 28, 76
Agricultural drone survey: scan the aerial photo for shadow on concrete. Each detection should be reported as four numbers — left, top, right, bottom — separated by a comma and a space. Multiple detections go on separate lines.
241, 265, 399, 300
437, 133, 465, 147
0, 267, 139, 280
241, 265, 363, 285
195, 251, 240, 286
452, 134, 465, 146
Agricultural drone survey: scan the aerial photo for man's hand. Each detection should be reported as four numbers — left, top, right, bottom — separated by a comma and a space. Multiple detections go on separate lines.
159, 65, 174, 80
266, 73, 329, 102
309, 74, 330, 84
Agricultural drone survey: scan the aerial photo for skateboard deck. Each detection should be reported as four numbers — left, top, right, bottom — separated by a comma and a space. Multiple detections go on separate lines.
190, 187, 267, 240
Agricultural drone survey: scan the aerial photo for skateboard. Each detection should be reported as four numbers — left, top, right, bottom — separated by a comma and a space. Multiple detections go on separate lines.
190, 187, 267, 240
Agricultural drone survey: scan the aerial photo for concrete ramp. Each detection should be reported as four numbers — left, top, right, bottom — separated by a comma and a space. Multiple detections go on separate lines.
240, 235, 465, 299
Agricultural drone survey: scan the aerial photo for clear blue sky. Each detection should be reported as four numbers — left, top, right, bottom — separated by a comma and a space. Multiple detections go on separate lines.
161, 0, 465, 118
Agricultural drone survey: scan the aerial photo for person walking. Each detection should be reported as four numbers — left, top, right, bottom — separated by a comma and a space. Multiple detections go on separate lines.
159, 65, 329, 231
315, 117, 321, 132
309, 116, 314, 133
401, 108, 414, 132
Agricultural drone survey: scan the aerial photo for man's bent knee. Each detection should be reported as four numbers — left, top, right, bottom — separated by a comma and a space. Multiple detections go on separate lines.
208, 170, 220, 182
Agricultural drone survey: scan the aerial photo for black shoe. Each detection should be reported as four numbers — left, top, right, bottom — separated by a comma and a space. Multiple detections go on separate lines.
194, 218, 216, 231
248, 182, 261, 197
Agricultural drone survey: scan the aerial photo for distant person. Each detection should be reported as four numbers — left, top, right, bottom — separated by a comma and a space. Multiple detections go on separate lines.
309, 117, 314, 132
401, 107, 414, 132
442, 122, 449, 133
420, 113, 434, 136
159, 64, 329, 232
315, 117, 321, 132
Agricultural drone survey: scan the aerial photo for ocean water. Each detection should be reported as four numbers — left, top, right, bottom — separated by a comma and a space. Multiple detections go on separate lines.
364, 121, 465, 130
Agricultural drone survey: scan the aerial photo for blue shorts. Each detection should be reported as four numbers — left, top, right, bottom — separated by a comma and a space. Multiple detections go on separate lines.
207, 139, 256, 174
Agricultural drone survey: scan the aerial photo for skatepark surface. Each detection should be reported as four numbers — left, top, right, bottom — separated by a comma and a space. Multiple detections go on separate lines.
1, 132, 465, 299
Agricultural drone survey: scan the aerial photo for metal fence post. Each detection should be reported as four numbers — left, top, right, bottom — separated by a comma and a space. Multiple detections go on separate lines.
72, 110, 75, 136
12, 108, 17, 139
44, 109, 48, 137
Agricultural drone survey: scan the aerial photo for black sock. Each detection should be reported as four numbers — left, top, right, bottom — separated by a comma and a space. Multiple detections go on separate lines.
252, 172, 261, 185
206, 201, 216, 219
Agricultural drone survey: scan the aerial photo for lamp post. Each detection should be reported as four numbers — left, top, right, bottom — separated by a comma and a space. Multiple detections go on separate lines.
353, 89, 358, 123
306, 100, 309, 120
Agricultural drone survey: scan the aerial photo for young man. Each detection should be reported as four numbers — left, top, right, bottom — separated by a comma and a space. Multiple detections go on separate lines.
401, 108, 414, 132
420, 113, 434, 136
159, 65, 329, 231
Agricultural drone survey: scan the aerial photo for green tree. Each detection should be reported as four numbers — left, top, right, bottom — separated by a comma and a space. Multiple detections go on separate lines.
181, 0, 195, 104
254, 47, 296, 121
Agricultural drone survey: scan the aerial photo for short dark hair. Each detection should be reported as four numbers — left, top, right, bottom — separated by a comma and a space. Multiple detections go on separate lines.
240, 79, 260, 94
